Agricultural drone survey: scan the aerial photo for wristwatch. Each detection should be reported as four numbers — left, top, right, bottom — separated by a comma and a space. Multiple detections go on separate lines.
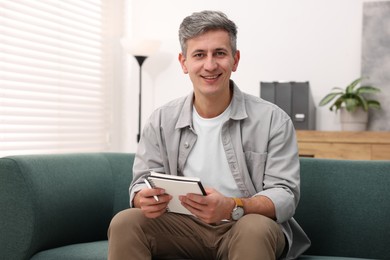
231, 197, 244, 221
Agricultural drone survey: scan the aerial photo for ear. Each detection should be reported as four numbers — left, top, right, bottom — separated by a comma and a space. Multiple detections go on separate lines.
178, 53, 188, 74
232, 50, 240, 72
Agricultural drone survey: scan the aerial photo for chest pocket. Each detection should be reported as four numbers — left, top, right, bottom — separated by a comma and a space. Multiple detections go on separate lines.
244, 151, 267, 190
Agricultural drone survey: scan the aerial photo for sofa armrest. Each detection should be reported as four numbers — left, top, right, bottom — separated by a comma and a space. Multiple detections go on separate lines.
0, 153, 134, 259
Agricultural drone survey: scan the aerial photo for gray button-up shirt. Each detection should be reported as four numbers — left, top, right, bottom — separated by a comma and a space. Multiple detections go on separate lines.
129, 81, 310, 259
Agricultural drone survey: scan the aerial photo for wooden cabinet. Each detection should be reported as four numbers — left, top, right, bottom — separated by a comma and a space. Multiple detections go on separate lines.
296, 131, 390, 160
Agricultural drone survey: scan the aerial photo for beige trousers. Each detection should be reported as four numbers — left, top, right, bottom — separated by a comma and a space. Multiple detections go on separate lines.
108, 208, 285, 260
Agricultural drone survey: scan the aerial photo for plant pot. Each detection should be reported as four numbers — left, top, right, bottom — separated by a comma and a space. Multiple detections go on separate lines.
340, 107, 368, 131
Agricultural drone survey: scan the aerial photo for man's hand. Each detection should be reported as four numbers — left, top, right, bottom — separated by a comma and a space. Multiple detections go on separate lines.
179, 188, 235, 224
133, 187, 172, 219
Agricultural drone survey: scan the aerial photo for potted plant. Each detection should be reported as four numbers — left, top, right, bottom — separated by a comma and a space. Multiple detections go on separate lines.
319, 77, 381, 131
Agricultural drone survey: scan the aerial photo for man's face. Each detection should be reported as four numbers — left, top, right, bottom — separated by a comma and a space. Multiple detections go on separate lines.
179, 29, 240, 99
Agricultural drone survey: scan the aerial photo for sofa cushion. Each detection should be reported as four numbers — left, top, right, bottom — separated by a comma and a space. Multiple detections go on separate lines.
30, 240, 108, 260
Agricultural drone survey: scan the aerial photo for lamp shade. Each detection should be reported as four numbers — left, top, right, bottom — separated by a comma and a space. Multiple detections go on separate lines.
121, 38, 161, 57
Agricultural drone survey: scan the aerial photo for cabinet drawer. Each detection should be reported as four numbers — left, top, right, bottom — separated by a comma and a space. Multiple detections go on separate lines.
298, 143, 371, 160
372, 145, 390, 160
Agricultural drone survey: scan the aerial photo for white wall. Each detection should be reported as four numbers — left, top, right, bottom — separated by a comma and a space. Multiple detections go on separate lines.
115, 0, 384, 152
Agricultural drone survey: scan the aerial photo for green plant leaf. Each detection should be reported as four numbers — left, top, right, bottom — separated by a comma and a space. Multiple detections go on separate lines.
346, 77, 363, 93
331, 87, 345, 91
367, 100, 381, 109
345, 98, 359, 112
330, 97, 344, 112
356, 86, 381, 94
319, 92, 343, 106
355, 95, 368, 111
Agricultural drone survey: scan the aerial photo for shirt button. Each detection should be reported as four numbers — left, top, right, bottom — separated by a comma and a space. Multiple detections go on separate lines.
223, 137, 228, 144
184, 142, 190, 148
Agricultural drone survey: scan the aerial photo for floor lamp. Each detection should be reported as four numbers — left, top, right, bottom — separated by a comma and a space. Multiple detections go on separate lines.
134, 55, 147, 143
121, 38, 160, 143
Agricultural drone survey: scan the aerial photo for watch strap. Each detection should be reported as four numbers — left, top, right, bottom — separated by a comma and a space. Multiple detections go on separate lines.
232, 197, 244, 208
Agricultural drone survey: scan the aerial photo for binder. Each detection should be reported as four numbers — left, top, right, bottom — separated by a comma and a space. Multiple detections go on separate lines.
260, 81, 316, 130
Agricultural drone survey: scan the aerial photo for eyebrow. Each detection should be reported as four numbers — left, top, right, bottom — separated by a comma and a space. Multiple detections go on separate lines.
191, 49, 205, 55
190, 47, 229, 55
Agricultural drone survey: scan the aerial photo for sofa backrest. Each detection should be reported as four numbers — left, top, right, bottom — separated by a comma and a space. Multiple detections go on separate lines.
0, 153, 134, 260
295, 158, 390, 259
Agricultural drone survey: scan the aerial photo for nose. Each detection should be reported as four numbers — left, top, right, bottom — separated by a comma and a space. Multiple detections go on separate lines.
204, 56, 218, 71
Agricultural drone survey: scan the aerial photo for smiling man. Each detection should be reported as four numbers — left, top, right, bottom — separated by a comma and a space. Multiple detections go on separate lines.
108, 10, 310, 260
179, 29, 239, 119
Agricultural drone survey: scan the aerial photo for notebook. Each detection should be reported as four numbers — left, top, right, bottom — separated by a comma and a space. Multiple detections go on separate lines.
146, 171, 206, 215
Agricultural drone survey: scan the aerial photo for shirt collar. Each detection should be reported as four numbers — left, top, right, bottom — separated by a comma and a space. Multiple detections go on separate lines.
175, 80, 248, 129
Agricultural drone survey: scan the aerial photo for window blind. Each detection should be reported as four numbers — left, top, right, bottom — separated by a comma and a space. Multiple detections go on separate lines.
0, 0, 111, 157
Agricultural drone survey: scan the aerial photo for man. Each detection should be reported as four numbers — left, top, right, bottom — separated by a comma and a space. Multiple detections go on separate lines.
108, 10, 310, 260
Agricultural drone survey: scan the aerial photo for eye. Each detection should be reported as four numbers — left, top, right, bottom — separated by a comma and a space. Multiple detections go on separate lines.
193, 53, 204, 58
215, 51, 227, 57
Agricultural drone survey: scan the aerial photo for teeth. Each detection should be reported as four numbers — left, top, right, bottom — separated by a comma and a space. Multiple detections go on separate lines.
203, 75, 218, 79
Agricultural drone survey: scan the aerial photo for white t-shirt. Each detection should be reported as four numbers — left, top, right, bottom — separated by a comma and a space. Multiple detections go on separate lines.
183, 104, 241, 197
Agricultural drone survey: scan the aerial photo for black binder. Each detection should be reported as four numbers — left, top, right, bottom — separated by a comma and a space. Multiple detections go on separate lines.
260, 81, 316, 130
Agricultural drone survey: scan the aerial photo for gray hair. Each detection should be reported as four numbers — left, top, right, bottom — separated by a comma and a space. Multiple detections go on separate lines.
178, 10, 238, 57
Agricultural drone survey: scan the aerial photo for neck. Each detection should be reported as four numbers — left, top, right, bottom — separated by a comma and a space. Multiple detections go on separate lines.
193, 87, 232, 118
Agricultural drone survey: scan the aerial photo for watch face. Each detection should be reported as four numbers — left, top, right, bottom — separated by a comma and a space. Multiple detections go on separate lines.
232, 207, 244, 220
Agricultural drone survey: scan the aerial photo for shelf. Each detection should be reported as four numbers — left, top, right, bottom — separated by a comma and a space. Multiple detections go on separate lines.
296, 131, 390, 160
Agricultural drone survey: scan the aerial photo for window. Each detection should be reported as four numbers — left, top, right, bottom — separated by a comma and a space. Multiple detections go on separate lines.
0, 0, 112, 157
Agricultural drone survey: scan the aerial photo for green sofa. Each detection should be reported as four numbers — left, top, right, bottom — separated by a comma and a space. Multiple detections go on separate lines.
1, 153, 389, 260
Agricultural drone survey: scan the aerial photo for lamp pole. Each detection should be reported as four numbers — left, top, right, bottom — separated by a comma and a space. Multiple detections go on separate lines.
134, 55, 147, 143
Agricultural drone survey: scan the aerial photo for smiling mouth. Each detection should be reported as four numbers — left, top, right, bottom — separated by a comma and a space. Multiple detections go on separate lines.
201, 74, 221, 80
